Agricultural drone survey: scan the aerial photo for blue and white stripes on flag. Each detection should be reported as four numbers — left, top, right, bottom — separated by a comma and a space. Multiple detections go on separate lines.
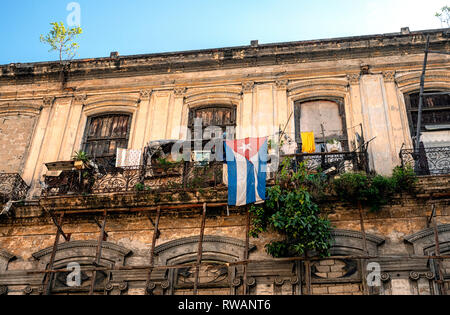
225, 137, 268, 207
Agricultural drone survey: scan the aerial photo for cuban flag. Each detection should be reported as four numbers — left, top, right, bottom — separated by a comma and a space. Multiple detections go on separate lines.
225, 137, 268, 206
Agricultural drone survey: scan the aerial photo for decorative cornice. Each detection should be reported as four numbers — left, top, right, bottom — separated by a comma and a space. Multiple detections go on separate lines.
154, 235, 255, 255
331, 229, 385, 246
242, 81, 255, 93
404, 224, 450, 244
32, 240, 132, 260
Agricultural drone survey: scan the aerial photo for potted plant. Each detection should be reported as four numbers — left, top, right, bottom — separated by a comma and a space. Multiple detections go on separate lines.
73, 151, 89, 170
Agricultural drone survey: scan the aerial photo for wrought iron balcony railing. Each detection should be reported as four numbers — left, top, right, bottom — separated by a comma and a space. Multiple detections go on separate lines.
43, 162, 225, 197
0, 173, 29, 203
400, 146, 450, 176
281, 151, 370, 175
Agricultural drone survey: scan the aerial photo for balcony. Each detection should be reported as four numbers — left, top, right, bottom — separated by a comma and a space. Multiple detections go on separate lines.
43, 162, 225, 197
400, 146, 450, 176
0, 173, 29, 203
281, 150, 370, 175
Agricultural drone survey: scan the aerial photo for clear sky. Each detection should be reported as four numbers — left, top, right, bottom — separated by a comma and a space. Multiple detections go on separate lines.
0, 0, 448, 65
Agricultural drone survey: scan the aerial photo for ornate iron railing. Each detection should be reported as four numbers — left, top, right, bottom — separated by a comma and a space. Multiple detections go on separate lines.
281, 151, 370, 175
400, 146, 450, 176
43, 162, 225, 197
0, 173, 29, 203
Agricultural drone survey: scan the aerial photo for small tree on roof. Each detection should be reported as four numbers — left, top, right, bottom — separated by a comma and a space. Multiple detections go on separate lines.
40, 22, 82, 62
436, 6, 450, 28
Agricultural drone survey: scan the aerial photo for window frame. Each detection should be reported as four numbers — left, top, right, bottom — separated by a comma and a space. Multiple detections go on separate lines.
404, 90, 450, 138
81, 112, 133, 166
294, 97, 349, 151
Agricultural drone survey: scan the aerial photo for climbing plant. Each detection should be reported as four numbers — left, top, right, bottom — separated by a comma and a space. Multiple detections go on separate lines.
250, 158, 333, 258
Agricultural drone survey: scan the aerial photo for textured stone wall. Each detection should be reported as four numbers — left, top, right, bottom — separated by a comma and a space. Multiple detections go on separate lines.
0, 114, 36, 174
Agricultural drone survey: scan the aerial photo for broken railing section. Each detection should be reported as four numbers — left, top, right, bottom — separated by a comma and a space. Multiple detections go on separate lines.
43, 162, 225, 197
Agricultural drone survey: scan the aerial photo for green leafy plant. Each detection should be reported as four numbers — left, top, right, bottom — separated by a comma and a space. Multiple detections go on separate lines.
250, 158, 333, 258
332, 166, 417, 212
436, 6, 450, 27
135, 183, 145, 192
40, 22, 83, 61
72, 151, 89, 163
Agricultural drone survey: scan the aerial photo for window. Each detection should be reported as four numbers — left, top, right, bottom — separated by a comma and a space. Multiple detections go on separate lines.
188, 105, 236, 138
83, 114, 132, 167
405, 91, 450, 140
188, 106, 237, 161
294, 99, 348, 152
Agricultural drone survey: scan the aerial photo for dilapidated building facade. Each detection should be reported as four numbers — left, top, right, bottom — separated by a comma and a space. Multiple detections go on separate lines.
1, 28, 450, 295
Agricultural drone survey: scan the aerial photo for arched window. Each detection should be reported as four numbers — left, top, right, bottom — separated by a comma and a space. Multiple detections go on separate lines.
82, 113, 132, 167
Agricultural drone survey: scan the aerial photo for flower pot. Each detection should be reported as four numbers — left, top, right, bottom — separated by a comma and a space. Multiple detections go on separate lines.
74, 160, 85, 170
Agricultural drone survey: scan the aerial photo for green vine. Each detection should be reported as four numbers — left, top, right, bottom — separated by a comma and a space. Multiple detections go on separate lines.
250, 158, 333, 258
332, 166, 417, 212
250, 159, 418, 259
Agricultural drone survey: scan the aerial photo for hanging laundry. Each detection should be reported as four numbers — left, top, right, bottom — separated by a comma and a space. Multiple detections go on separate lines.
116, 148, 142, 168
301, 132, 316, 153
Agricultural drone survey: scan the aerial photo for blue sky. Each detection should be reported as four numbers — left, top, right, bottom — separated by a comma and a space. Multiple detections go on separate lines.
0, 0, 448, 65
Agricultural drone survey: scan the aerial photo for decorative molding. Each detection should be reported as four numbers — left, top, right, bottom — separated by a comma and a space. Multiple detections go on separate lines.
42, 96, 55, 107
275, 79, 288, 90
347, 73, 361, 85
381, 273, 391, 283
404, 224, 450, 255
32, 240, 132, 260
242, 81, 255, 93
174, 87, 187, 97
154, 235, 255, 256
408, 271, 433, 281
73, 94, 87, 104
139, 89, 152, 100
382, 71, 396, 83
0, 285, 7, 296
0, 102, 42, 116
288, 78, 349, 100
329, 229, 385, 257
405, 224, 450, 244
0, 249, 15, 261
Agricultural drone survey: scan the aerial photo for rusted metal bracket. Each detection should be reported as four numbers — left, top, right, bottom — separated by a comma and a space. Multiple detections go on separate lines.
193, 203, 207, 295
89, 210, 108, 295
145, 206, 161, 295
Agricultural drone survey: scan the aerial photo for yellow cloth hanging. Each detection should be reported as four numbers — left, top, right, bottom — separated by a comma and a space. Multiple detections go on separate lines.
301, 132, 316, 153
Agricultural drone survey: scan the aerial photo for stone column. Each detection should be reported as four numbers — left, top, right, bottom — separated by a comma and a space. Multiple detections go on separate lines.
57, 94, 86, 161
240, 81, 254, 138
131, 90, 152, 149
275, 80, 289, 138
170, 87, 186, 140
22, 96, 57, 197
382, 71, 413, 161
359, 74, 396, 175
